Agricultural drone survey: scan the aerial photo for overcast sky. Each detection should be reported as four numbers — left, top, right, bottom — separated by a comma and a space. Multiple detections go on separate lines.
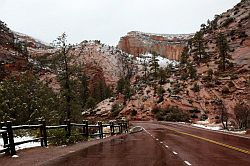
0, 0, 240, 46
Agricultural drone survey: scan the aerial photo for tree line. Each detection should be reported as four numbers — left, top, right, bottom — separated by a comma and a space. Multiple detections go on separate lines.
0, 33, 113, 125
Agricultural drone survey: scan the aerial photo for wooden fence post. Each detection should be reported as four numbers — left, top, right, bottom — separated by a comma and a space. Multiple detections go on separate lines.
0, 122, 9, 154
38, 120, 44, 147
64, 119, 68, 135
98, 121, 103, 139
42, 120, 47, 147
119, 122, 123, 134
67, 119, 71, 137
85, 120, 89, 138
125, 120, 128, 133
82, 120, 86, 135
110, 121, 114, 136
64, 119, 71, 138
6, 121, 16, 156
118, 122, 122, 134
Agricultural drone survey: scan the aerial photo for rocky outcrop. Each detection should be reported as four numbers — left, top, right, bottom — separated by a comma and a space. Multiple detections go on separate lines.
117, 31, 193, 60
0, 20, 28, 77
69, 41, 134, 87
32, 40, 135, 91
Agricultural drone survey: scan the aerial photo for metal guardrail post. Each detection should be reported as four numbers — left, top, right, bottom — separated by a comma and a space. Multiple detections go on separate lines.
6, 121, 16, 156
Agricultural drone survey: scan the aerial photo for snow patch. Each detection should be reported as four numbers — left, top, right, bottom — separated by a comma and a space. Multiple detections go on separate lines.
12, 155, 19, 158
0, 136, 40, 152
136, 53, 179, 68
192, 124, 222, 131
192, 123, 246, 135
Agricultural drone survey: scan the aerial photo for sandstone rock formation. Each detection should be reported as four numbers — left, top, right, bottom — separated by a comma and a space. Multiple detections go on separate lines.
68, 41, 134, 86
0, 20, 28, 77
113, 0, 250, 125
117, 31, 193, 60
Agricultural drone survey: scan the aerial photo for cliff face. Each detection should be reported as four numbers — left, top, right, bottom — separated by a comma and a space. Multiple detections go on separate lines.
202, 0, 250, 66
68, 41, 134, 87
117, 31, 193, 60
0, 21, 28, 78
109, 0, 250, 125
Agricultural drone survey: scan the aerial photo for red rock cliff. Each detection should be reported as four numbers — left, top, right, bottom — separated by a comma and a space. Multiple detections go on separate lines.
117, 31, 193, 60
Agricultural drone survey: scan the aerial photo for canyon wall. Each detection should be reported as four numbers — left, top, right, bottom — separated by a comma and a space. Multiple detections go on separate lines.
117, 31, 193, 60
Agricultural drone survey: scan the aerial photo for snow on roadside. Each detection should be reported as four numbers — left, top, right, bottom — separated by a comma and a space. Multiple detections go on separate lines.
191, 123, 246, 135
192, 124, 222, 131
0, 136, 40, 152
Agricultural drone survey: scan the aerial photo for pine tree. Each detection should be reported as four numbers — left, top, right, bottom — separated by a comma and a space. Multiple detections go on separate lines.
116, 77, 132, 101
192, 31, 207, 63
149, 52, 159, 79
93, 80, 112, 103
180, 46, 189, 64
216, 33, 231, 71
79, 73, 89, 108
187, 63, 197, 79
158, 67, 167, 85
85, 97, 96, 109
0, 73, 60, 125
141, 56, 149, 82
157, 86, 165, 103
51, 33, 77, 120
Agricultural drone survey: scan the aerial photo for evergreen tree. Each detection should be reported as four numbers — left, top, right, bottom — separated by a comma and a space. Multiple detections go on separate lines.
158, 67, 167, 85
157, 86, 165, 103
116, 77, 132, 101
85, 97, 96, 109
192, 31, 207, 63
51, 33, 80, 120
216, 33, 231, 71
79, 73, 89, 108
200, 23, 207, 32
141, 55, 149, 82
0, 73, 60, 125
187, 63, 197, 79
149, 52, 159, 79
180, 46, 189, 64
92, 80, 112, 103
234, 102, 249, 129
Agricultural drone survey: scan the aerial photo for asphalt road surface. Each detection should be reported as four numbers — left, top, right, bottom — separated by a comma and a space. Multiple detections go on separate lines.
44, 121, 250, 166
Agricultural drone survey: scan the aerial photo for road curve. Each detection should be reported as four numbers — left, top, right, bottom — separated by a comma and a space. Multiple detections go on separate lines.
134, 121, 250, 166
42, 121, 250, 166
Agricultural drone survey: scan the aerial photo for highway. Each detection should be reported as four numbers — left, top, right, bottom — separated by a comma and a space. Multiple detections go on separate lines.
43, 121, 250, 166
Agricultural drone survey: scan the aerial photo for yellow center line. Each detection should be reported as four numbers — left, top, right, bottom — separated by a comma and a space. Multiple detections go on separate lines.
165, 126, 250, 155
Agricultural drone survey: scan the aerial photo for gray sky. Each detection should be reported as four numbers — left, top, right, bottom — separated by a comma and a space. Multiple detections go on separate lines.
0, 0, 240, 46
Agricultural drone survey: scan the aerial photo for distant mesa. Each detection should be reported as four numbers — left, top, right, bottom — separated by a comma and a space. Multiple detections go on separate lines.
117, 31, 193, 60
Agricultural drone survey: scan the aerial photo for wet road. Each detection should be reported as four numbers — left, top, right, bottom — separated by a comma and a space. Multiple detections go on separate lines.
43, 121, 250, 166
135, 121, 250, 166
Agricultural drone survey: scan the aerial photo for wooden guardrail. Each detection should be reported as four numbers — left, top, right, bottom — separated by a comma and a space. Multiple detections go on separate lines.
0, 119, 129, 156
